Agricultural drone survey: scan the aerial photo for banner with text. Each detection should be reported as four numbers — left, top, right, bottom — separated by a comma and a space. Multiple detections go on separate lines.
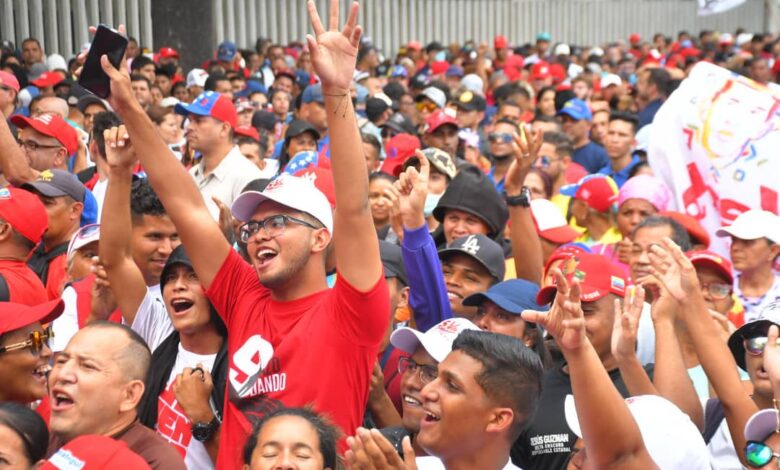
648, 62, 780, 256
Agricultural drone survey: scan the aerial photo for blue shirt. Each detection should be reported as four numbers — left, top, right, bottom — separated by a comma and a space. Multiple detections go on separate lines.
637, 98, 663, 130
572, 141, 610, 174
487, 167, 506, 194
597, 154, 642, 188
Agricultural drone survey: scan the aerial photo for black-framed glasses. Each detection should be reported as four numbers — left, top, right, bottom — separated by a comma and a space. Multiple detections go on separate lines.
488, 132, 513, 144
397, 356, 438, 384
744, 336, 780, 356
745, 440, 780, 468
700, 282, 731, 300
0, 326, 53, 355
239, 214, 319, 243
18, 140, 63, 152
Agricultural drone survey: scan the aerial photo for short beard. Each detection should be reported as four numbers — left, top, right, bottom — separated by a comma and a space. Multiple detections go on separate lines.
255, 241, 312, 289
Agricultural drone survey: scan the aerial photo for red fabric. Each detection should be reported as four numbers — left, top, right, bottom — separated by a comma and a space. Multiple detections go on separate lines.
564, 162, 588, 184
83, 172, 100, 191
35, 396, 51, 426
381, 347, 405, 415
71, 275, 122, 328
205, 250, 389, 469
0, 259, 47, 305
44, 253, 68, 300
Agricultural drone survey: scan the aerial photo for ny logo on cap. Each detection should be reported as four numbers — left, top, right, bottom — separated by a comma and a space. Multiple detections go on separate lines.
461, 235, 481, 255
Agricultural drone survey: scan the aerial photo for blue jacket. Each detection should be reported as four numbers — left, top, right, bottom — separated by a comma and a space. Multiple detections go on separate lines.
401, 225, 452, 331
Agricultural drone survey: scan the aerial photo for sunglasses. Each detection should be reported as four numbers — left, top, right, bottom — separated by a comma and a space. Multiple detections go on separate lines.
488, 132, 513, 144
744, 336, 780, 356
746, 441, 780, 468
416, 101, 438, 113
0, 326, 54, 355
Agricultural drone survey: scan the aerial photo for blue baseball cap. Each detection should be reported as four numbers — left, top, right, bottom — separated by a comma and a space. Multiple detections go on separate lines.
557, 98, 593, 122
446, 65, 464, 78
235, 80, 267, 98
217, 41, 237, 62
175, 91, 237, 128
301, 83, 324, 104
463, 279, 547, 314
537, 32, 552, 42
390, 65, 408, 78
81, 189, 98, 226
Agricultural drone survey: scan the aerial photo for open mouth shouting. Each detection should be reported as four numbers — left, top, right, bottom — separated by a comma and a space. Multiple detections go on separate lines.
51, 387, 76, 412
170, 297, 195, 315
254, 247, 279, 269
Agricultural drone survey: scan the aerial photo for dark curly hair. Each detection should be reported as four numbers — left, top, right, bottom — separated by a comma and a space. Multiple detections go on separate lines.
130, 178, 167, 224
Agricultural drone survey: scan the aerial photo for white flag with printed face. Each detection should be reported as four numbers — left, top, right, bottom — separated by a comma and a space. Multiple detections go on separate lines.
697, 0, 747, 15
648, 62, 780, 256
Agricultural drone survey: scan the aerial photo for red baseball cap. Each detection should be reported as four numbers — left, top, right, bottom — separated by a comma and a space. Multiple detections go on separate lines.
175, 91, 237, 128
31, 71, 63, 88
537, 252, 626, 304
531, 61, 551, 80
423, 110, 458, 134
629, 33, 641, 45
0, 187, 47, 244
494, 35, 508, 50
0, 298, 64, 334
10, 113, 79, 155
158, 47, 179, 59
40, 434, 151, 470
407, 41, 422, 52
687, 250, 733, 284
549, 63, 566, 84
380, 134, 421, 176
0, 71, 20, 92
560, 174, 619, 213
294, 166, 336, 208
543, 244, 591, 280
659, 210, 711, 248
234, 125, 260, 142
431, 61, 450, 76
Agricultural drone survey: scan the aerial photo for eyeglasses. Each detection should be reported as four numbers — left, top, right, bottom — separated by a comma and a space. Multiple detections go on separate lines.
0, 326, 53, 355
745, 441, 780, 468
381, 127, 398, 139
398, 356, 438, 384
700, 282, 732, 300
744, 336, 780, 356
416, 101, 438, 113
239, 214, 319, 243
488, 132, 513, 144
18, 140, 63, 152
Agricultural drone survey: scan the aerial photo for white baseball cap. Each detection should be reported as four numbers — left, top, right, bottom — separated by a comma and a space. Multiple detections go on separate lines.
231, 174, 334, 233
417, 87, 446, 109
531, 199, 579, 244
565, 394, 711, 470
67, 224, 100, 260
554, 43, 571, 56
186, 68, 209, 88
600, 73, 622, 88
390, 318, 480, 362
715, 209, 780, 244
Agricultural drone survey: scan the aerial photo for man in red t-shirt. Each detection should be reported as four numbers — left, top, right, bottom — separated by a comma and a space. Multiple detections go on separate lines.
99, 2, 389, 468
0, 187, 48, 305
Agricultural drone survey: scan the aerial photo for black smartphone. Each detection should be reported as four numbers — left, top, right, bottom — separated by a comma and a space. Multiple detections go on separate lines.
78, 24, 127, 98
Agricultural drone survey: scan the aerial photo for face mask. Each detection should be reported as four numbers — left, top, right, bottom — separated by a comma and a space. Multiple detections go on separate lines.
424, 192, 442, 217
434, 51, 447, 62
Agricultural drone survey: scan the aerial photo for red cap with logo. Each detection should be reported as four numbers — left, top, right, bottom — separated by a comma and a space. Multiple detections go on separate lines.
0, 187, 47, 244
687, 250, 733, 284
380, 134, 421, 176
423, 110, 458, 134
0, 71, 20, 92
537, 252, 626, 304
39, 434, 151, 470
294, 166, 336, 208
494, 35, 508, 50
431, 61, 450, 76
31, 71, 64, 88
158, 47, 179, 59
10, 113, 79, 155
560, 174, 618, 213
0, 298, 64, 335
531, 61, 551, 80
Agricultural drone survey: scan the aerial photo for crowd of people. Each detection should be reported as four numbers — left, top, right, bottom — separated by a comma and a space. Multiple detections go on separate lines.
0, 0, 778, 468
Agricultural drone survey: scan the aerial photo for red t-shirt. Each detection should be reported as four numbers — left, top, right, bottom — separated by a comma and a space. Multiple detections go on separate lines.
0, 259, 47, 305
44, 253, 68, 300
206, 250, 389, 470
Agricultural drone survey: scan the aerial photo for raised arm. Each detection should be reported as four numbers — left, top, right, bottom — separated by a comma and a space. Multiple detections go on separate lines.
98, 125, 148, 324
306, 0, 382, 291
0, 110, 38, 185
650, 238, 757, 465
505, 127, 544, 284
99, 44, 229, 288
523, 272, 658, 470
611, 286, 657, 396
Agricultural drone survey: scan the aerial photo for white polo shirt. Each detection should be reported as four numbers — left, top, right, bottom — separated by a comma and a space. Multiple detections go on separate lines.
190, 145, 264, 220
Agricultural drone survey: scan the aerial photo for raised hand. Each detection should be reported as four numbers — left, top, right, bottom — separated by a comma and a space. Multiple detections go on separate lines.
504, 125, 543, 195
103, 125, 137, 169
346, 428, 418, 470
306, 0, 362, 93
647, 237, 700, 303
394, 150, 429, 229
522, 269, 587, 352
383, 185, 405, 240
611, 286, 645, 361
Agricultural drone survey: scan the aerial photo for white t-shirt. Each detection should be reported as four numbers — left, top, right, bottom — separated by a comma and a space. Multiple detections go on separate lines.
706, 410, 743, 470
130, 286, 173, 353
51, 285, 79, 352
91, 178, 107, 222
156, 344, 217, 470
415, 456, 521, 470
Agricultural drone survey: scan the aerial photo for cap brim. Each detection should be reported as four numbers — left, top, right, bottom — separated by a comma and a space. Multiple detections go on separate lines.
462, 291, 532, 313
728, 320, 775, 370
438, 248, 497, 279
537, 283, 607, 305
539, 226, 580, 244
744, 409, 779, 442
9, 115, 56, 141
690, 258, 733, 284
174, 101, 211, 117
1, 299, 64, 334
21, 181, 69, 198
716, 226, 762, 241
559, 184, 579, 197
390, 327, 425, 355
231, 191, 271, 222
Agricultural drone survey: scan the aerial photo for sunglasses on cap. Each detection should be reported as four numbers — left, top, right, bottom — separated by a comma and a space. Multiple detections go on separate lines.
416, 101, 438, 113
488, 132, 513, 144
0, 326, 54, 355
744, 336, 780, 356
745, 441, 780, 468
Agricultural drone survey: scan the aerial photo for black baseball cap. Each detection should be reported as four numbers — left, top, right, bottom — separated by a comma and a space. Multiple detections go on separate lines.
380, 241, 408, 286
728, 301, 780, 371
160, 245, 195, 291
454, 90, 486, 112
382, 112, 417, 135
438, 234, 505, 281
251, 110, 278, 132
366, 98, 391, 122
285, 119, 321, 141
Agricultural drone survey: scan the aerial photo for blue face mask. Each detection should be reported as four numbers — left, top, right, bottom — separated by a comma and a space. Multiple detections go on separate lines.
424, 192, 442, 217
434, 51, 447, 62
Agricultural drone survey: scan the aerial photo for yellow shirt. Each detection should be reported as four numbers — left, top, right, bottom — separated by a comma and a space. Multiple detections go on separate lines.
576, 226, 622, 247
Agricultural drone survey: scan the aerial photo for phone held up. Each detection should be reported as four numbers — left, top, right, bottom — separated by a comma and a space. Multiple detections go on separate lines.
78, 24, 127, 98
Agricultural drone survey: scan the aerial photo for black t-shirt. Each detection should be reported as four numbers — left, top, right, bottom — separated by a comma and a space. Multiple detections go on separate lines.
511, 361, 655, 470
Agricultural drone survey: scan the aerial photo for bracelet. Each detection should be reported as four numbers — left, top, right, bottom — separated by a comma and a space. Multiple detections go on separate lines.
774, 398, 780, 433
